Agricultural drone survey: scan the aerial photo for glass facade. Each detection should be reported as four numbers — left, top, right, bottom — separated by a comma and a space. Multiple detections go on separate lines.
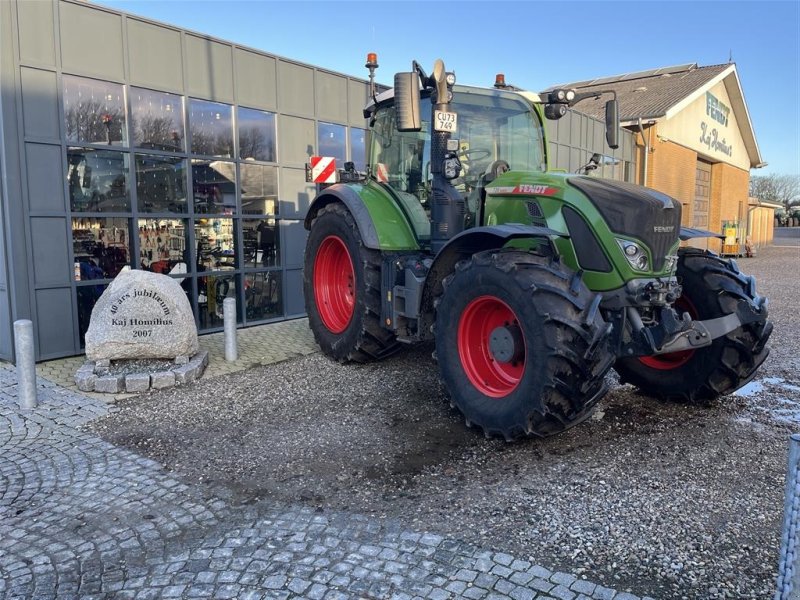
56, 72, 365, 347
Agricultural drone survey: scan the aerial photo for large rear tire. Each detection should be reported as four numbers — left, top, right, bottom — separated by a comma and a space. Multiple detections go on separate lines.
614, 248, 772, 402
303, 203, 400, 362
435, 250, 614, 440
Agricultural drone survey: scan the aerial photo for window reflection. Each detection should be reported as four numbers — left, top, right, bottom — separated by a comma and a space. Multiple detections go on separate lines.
198, 273, 238, 329
72, 217, 131, 280
350, 128, 366, 172
63, 75, 127, 146
242, 219, 279, 267
245, 272, 282, 321
136, 154, 187, 213
318, 122, 347, 164
195, 218, 236, 271
131, 87, 184, 151
77, 282, 109, 346
192, 160, 237, 214
241, 163, 278, 215
238, 107, 276, 162
189, 99, 233, 157
67, 148, 130, 212
138, 218, 189, 274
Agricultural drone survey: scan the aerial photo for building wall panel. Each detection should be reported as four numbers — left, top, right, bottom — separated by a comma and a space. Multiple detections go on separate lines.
26, 144, 65, 213
35, 287, 76, 357
315, 71, 348, 124
281, 220, 307, 270
647, 137, 697, 225
30, 218, 70, 286
348, 80, 369, 126
127, 18, 184, 93
186, 35, 234, 102
278, 115, 314, 166
284, 268, 305, 317
60, 2, 124, 80
278, 61, 314, 117
17, 0, 56, 66
20, 67, 60, 140
279, 167, 315, 218
234, 48, 276, 110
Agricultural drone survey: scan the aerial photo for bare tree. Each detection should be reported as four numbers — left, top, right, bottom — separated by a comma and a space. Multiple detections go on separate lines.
749, 173, 800, 211
64, 100, 124, 144
132, 114, 181, 150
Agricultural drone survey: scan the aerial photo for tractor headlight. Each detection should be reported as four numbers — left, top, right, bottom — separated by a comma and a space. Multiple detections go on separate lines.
617, 239, 649, 272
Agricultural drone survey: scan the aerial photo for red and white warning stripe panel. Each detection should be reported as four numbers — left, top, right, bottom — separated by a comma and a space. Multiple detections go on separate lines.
374, 162, 389, 183
309, 156, 337, 184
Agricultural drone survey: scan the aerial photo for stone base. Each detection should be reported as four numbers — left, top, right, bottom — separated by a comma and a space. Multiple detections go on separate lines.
74, 351, 209, 394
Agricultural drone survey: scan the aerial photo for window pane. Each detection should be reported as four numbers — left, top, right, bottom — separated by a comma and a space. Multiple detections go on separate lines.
63, 75, 127, 146
67, 147, 130, 212
131, 87, 184, 151
72, 217, 131, 280
238, 107, 276, 162
189, 99, 233, 157
192, 160, 237, 214
245, 272, 282, 321
241, 163, 278, 215
138, 218, 189, 273
198, 273, 238, 329
77, 282, 109, 346
318, 122, 346, 164
195, 218, 236, 271
242, 219, 279, 267
350, 128, 366, 172
135, 154, 187, 213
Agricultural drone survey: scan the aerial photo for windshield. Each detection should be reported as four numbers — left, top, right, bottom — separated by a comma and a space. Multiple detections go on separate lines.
369, 88, 546, 200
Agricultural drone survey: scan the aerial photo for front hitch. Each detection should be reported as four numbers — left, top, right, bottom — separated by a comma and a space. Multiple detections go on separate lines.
623, 297, 766, 357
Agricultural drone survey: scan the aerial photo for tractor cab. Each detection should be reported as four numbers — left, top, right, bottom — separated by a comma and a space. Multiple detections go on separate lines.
366, 86, 548, 239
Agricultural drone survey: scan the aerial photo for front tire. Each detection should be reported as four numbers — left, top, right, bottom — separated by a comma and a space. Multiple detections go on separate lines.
435, 250, 614, 440
303, 203, 399, 362
614, 248, 772, 402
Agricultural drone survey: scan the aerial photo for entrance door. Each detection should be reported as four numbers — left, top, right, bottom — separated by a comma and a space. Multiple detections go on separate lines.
693, 159, 712, 228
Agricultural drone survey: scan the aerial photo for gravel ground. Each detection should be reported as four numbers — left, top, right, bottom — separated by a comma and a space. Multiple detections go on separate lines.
90, 245, 799, 600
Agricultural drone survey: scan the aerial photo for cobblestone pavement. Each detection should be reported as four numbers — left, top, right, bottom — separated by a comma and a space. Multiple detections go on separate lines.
0, 367, 652, 599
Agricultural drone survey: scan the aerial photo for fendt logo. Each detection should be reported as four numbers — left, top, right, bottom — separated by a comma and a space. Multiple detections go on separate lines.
654, 225, 675, 233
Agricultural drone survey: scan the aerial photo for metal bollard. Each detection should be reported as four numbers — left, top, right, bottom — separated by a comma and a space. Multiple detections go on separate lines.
223, 297, 237, 362
13, 319, 37, 409
776, 434, 800, 599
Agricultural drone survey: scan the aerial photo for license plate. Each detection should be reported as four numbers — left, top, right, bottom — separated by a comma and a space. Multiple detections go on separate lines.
434, 110, 457, 132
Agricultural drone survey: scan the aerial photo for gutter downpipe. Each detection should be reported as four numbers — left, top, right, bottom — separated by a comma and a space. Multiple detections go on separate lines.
637, 117, 649, 186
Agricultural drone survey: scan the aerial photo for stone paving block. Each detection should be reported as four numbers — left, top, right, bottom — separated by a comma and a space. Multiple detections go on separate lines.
125, 373, 150, 393
551, 572, 577, 587
94, 374, 123, 393
570, 579, 596, 595
549, 584, 576, 600
150, 370, 176, 390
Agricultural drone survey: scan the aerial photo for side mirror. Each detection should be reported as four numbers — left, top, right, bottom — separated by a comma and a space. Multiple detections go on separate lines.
394, 72, 421, 132
605, 99, 619, 149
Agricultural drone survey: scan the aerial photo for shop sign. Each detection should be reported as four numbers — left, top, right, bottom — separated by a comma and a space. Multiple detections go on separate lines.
699, 121, 733, 157
706, 92, 730, 126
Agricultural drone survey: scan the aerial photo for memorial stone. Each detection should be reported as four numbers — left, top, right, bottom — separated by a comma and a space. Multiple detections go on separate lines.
85, 269, 198, 361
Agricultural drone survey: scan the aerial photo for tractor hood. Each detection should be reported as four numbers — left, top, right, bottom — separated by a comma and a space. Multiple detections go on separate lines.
566, 176, 682, 271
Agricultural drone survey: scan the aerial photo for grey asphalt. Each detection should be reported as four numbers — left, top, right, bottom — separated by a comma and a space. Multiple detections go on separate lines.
0, 367, 650, 600
772, 227, 800, 246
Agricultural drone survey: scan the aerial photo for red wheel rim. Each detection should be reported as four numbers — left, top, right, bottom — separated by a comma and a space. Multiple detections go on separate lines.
313, 235, 355, 333
638, 295, 698, 370
458, 296, 525, 398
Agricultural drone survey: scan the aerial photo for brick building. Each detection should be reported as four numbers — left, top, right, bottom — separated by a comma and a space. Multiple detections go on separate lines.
557, 63, 766, 253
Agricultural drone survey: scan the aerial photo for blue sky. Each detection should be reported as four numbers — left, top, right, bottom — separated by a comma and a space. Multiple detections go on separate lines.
99, 0, 799, 177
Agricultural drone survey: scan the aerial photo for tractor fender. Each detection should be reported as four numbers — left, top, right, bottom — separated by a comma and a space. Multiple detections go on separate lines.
304, 184, 381, 248
419, 224, 567, 329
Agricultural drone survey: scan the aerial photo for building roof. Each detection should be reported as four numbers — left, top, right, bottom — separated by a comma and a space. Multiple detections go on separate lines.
550, 63, 763, 168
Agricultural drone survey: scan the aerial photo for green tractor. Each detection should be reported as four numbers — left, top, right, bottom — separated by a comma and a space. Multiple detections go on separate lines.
302, 56, 772, 440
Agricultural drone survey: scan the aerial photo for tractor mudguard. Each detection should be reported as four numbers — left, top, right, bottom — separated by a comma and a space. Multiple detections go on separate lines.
420, 224, 568, 328
679, 226, 725, 241
304, 183, 420, 251
304, 184, 381, 247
